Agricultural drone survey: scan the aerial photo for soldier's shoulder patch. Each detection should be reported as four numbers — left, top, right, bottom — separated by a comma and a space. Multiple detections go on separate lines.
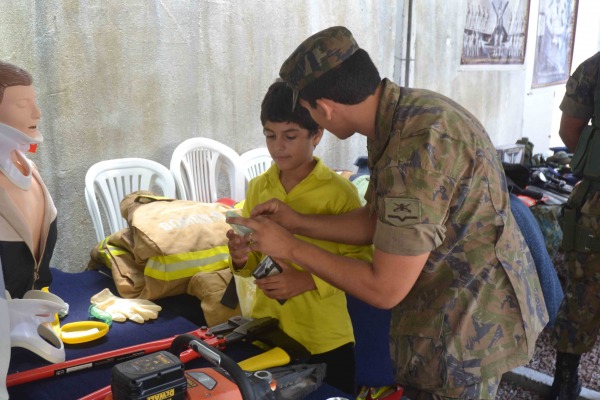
384, 197, 421, 227
565, 76, 578, 95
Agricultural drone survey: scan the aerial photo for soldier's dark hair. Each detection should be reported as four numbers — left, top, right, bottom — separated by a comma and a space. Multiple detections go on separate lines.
0, 61, 33, 103
299, 49, 381, 108
260, 81, 320, 136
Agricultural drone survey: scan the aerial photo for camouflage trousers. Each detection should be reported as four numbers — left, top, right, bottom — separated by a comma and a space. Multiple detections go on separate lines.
553, 194, 600, 353
552, 250, 600, 353
401, 376, 499, 400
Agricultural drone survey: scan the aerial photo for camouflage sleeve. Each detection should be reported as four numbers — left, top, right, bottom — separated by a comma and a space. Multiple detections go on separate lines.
559, 52, 600, 120
372, 166, 449, 256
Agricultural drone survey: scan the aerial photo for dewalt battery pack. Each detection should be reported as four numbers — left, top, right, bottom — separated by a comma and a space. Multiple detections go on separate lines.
111, 351, 187, 400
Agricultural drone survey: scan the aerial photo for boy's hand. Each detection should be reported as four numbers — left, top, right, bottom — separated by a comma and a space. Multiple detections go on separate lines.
254, 260, 316, 301
226, 229, 251, 269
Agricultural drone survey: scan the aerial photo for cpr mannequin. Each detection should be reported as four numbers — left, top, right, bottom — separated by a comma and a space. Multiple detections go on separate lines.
0, 60, 57, 299
0, 61, 63, 395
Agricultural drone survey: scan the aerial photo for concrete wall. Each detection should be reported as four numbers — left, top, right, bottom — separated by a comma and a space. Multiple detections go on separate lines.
0, 1, 398, 272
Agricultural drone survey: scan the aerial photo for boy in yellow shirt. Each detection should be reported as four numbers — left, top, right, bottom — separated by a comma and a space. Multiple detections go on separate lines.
227, 81, 372, 395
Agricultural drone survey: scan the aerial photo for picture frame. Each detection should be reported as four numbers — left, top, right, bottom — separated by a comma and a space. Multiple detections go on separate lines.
461, 0, 531, 66
531, 0, 579, 88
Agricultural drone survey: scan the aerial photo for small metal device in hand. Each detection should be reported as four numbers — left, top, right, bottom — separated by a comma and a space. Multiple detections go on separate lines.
225, 210, 253, 236
252, 256, 282, 279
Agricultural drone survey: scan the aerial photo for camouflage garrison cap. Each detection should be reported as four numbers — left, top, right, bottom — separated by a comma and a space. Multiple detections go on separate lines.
279, 26, 359, 108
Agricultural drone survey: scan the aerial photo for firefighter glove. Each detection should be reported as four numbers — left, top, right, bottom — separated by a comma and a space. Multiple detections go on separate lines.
90, 288, 161, 324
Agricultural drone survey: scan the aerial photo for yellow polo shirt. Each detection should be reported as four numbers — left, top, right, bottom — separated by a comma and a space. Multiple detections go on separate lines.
230, 157, 373, 355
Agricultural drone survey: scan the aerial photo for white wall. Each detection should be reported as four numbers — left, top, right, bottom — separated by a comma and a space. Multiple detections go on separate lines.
547, 0, 600, 150
522, 0, 558, 154
524, 0, 600, 155
408, 0, 529, 148
402, 0, 599, 157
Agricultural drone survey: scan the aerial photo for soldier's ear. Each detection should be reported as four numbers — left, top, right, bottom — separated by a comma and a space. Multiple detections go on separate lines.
315, 99, 334, 121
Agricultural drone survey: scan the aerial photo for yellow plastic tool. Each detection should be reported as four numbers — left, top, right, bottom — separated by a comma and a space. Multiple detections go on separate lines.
237, 347, 291, 371
40, 287, 62, 336
59, 321, 110, 344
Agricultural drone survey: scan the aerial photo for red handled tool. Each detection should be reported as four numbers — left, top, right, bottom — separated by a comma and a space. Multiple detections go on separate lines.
7, 316, 278, 388
7, 325, 223, 387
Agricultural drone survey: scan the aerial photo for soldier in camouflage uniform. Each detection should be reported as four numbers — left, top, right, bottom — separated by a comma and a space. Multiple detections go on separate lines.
228, 26, 548, 399
548, 52, 600, 400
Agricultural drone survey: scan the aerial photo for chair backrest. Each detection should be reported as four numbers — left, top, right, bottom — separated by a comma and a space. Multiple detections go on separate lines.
240, 147, 273, 184
85, 157, 176, 243
169, 137, 245, 203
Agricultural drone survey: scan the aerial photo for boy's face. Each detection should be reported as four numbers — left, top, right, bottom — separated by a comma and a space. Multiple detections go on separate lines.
263, 120, 321, 174
0, 85, 42, 138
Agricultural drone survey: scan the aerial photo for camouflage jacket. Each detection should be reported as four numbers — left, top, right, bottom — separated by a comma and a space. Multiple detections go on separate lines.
560, 51, 600, 124
365, 79, 548, 390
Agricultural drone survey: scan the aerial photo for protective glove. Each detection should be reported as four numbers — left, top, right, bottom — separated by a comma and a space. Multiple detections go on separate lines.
90, 288, 161, 324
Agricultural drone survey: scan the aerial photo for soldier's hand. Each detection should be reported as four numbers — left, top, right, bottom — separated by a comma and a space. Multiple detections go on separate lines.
227, 216, 297, 261
250, 198, 303, 232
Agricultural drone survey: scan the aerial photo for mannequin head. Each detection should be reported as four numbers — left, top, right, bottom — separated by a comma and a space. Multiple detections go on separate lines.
0, 61, 41, 139
0, 61, 33, 101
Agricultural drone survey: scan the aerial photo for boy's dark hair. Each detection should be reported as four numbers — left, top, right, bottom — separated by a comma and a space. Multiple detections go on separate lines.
260, 81, 320, 135
0, 61, 33, 103
299, 49, 381, 108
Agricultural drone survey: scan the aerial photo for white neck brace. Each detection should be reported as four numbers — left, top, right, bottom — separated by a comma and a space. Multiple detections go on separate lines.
8, 296, 65, 364
0, 123, 43, 190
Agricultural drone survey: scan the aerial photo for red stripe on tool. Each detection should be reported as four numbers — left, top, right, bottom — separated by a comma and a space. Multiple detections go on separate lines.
7, 327, 223, 387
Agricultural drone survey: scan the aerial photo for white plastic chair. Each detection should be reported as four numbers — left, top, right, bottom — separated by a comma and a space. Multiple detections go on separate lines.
240, 147, 273, 184
169, 137, 245, 203
85, 158, 176, 243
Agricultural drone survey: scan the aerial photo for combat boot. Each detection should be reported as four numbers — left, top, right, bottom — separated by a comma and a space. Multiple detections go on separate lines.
546, 351, 582, 400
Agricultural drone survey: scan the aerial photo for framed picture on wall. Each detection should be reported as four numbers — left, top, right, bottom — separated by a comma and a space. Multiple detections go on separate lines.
531, 0, 579, 88
461, 0, 531, 66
